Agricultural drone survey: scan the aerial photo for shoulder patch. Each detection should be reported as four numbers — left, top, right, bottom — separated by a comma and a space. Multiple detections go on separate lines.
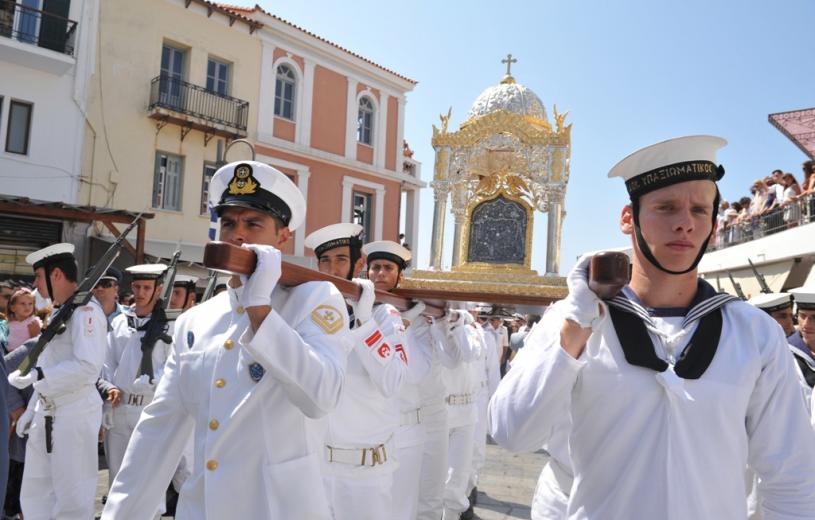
187, 331, 195, 350
310, 305, 344, 335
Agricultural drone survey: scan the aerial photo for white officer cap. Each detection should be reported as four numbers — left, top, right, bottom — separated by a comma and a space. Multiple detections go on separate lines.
26, 243, 75, 270
790, 287, 815, 311
126, 264, 167, 281
748, 292, 793, 313
362, 240, 412, 270
174, 275, 198, 287
208, 160, 305, 231
608, 135, 727, 199
304, 223, 364, 257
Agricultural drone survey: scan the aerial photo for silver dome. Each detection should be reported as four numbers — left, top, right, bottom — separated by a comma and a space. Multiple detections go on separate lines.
467, 80, 547, 121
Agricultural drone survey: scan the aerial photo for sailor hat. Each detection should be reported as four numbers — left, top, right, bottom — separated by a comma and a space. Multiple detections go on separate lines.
608, 135, 727, 199
174, 275, 199, 287
748, 292, 793, 313
790, 287, 815, 311
208, 161, 305, 231
26, 243, 75, 270
305, 223, 364, 257
126, 264, 167, 281
362, 240, 411, 270
99, 266, 122, 283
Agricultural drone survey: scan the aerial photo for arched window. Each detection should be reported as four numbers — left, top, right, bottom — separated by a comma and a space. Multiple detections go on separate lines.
274, 64, 296, 120
357, 96, 374, 145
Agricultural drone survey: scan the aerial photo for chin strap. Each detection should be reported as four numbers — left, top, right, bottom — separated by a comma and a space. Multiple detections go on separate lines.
631, 190, 720, 275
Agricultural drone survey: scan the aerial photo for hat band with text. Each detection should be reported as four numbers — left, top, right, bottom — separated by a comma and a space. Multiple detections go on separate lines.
625, 160, 724, 199
315, 237, 362, 257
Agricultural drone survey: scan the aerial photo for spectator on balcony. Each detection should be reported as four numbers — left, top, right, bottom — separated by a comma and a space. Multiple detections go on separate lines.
726, 201, 742, 243
799, 161, 815, 223
781, 173, 802, 227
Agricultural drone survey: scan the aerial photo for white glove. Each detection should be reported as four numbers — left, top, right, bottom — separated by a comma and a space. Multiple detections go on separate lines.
430, 318, 450, 343
351, 278, 376, 324
446, 309, 463, 324
131, 374, 155, 394
239, 244, 283, 308
401, 301, 426, 323
8, 369, 37, 390
563, 253, 604, 329
102, 406, 115, 430
15, 407, 34, 438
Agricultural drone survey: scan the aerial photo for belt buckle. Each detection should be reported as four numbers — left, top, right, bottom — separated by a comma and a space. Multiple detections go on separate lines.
365, 444, 387, 467
129, 394, 144, 406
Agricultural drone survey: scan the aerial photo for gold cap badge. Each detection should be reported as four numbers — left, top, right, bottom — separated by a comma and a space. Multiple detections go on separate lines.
228, 163, 260, 196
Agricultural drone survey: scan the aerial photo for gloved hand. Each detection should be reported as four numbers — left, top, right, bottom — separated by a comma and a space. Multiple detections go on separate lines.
131, 374, 155, 394
351, 278, 376, 324
102, 406, 115, 430
430, 317, 450, 343
15, 407, 33, 438
401, 301, 426, 323
239, 244, 283, 308
8, 369, 37, 390
562, 253, 604, 329
446, 309, 466, 325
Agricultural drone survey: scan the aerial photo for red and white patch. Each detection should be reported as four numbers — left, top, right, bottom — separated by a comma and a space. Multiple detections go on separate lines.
365, 330, 383, 348
395, 344, 408, 365
84, 315, 94, 336
388, 309, 401, 318
377, 342, 392, 360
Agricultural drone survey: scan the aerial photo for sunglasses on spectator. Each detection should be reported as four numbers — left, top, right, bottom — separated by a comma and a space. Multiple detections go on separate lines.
95, 280, 116, 289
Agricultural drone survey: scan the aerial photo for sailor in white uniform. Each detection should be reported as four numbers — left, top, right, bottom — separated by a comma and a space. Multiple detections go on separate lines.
305, 223, 408, 519
787, 288, 815, 421
489, 135, 815, 519
103, 264, 173, 498
169, 274, 198, 311
102, 161, 350, 520
9, 243, 107, 520
361, 240, 432, 520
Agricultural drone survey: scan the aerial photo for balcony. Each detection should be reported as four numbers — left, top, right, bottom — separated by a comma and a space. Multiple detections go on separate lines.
148, 75, 249, 140
0, 0, 77, 74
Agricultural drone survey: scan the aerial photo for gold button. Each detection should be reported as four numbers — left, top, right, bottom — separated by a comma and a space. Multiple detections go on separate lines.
236, 306, 245, 315
209, 419, 219, 430
206, 460, 218, 471
215, 378, 225, 388
223, 339, 234, 350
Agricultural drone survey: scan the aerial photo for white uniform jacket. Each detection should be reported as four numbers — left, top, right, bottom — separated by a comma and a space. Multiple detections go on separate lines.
104, 310, 172, 398
103, 282, 349, 520
489, 299, 815, 520
443, 320, 481, 429
420, 319, 471, 407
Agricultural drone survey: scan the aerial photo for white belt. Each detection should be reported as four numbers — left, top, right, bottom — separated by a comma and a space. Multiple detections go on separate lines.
400, 408, 422, 427
122, 392, 147, 407
38, 384, 94, 411
325, 443, 389, 467
420, 400, 447, 416
446, 393, 474, 406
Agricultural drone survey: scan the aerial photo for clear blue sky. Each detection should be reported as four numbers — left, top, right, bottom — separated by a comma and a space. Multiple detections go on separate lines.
259, 0, 815, 274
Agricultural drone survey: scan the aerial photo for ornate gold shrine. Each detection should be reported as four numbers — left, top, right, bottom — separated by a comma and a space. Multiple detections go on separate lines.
402, 58, 570, 304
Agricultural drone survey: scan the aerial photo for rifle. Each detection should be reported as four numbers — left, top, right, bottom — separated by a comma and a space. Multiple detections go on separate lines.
18, 212, 144, 375
727, 271, 746, 300
200, 269, 218, 303
138, 246, 182, 382
747, 258, 772, 294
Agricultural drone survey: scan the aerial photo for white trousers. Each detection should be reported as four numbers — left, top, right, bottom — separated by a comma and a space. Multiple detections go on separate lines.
467, 389, 489, 494
531, 459, 571, 520
442, 422, 475, 519
22, 405, 101, 520
417, 404, 448, 520
104, 404, 144, 488
324, 469, 394, 520
392, 442, 425, 520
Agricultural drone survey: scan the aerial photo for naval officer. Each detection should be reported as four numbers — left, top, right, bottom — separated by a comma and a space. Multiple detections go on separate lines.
489, 136, 815, 518
102, 161, 350, 519
9, 243, 107, 520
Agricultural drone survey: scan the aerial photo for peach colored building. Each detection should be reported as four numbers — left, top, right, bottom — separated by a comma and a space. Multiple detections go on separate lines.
221, 4, 423, 263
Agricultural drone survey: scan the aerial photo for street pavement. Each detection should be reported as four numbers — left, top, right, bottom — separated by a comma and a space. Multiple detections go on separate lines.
94, 440, 548, 519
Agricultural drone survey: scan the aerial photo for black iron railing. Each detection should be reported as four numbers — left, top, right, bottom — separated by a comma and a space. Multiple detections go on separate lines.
148, 75, 249, 132
0, 0, 77, 56
711, 192, 815, 251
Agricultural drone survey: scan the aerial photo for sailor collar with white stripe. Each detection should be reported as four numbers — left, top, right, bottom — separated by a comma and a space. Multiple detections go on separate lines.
606, 279, 738, 379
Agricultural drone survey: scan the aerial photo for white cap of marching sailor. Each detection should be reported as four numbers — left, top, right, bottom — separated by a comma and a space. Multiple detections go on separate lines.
305, 223, 364, 257
174, 274, 199, 287
126, 264, 167, 281
789, 287, 815, 311
362, 240, 412, 271
748, 292, 793, 313
208, 160, 305, 231
26, 243, 75, 270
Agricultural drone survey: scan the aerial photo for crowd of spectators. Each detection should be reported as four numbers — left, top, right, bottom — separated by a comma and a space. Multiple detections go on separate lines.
714, 161, 815, 249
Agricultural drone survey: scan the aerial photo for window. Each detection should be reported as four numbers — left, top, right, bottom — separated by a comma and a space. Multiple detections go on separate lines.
206, 58, 230, 96
153, 152, 184, 211
352, 191, 373, 241
159, 44, 185, 109
274, 64, 296, 120
357, 96, 374, 145
6, 100, 32, 155
200, 162, 217, 215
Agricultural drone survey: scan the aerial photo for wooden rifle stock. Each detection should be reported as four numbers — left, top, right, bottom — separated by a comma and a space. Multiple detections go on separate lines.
588, 251, 630, 300
203, 242, 445, 318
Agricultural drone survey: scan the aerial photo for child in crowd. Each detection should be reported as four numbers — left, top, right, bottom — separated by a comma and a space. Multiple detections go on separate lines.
6, 288, 41, 352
